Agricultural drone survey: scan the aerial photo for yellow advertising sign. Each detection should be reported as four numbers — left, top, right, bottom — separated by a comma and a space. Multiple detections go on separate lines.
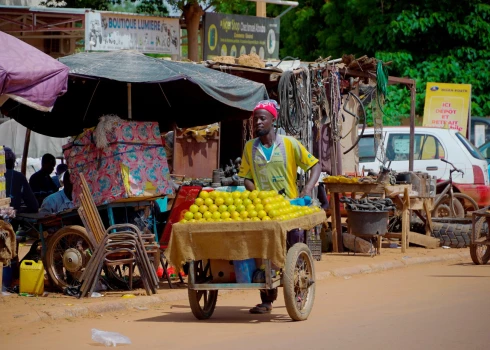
422, 82, 471, 134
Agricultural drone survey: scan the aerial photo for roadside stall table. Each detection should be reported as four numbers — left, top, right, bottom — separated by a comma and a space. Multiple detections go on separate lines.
166, 211, 326, 321
324, 182, 435, 253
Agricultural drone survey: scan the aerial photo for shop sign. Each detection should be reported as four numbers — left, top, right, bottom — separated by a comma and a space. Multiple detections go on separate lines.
85, 12, 180, 55
203, 13, 280, 60
422, 82, 472, 135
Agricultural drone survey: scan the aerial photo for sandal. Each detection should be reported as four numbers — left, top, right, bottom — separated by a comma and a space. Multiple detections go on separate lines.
249, 304, 272, 314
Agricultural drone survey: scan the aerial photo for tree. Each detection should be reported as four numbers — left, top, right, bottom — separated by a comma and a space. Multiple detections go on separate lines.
278, 0, 490, 121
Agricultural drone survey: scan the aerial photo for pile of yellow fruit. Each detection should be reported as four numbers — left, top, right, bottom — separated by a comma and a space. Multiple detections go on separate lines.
322, 176, 359, 184
180, 190, 321, 224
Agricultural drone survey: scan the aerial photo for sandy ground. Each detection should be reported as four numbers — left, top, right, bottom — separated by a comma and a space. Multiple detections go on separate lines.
0, 241, 465, 326
1, 257, 489, 349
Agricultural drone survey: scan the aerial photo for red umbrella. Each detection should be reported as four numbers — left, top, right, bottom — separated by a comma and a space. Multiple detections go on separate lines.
0, 31, 69, 112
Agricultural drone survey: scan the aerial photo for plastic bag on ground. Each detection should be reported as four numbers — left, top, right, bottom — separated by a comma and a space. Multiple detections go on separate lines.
91, 329, 131, 347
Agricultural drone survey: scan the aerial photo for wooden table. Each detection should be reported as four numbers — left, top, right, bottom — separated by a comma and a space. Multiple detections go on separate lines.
324, 182, 436, 253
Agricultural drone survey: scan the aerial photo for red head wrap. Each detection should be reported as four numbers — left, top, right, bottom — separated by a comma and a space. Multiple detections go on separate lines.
253, 100, 279, 120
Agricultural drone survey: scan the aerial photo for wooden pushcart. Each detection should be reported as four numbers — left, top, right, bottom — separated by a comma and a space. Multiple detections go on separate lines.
470, 207, 490, 265
167, 211, 326, 321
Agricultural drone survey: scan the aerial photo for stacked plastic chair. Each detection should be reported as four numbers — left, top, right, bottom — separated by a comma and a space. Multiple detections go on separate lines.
77, 174, 159, 297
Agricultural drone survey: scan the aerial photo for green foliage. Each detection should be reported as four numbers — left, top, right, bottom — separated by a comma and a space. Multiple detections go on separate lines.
278, 0, 490, 122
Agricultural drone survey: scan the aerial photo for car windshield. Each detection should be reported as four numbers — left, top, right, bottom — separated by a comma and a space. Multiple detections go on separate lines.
455, 132, 485, 160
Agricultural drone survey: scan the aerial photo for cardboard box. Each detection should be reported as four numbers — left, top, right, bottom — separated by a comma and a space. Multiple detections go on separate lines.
209, 259, 236, 283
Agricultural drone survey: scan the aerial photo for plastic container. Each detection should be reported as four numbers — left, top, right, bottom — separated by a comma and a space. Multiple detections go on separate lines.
2, 265, 13, 291
233, 258, 256, 283
20, 260, 44, 295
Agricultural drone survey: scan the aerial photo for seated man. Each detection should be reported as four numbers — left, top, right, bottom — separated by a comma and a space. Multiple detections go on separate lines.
52, 163, 68, 189
4, 146, 39, 213
29, 153, 59, 204
40, 171, 75, 215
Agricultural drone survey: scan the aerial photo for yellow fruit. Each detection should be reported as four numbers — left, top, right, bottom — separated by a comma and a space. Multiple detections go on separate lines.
236, 204, 245, 213
262, 216, 271, 221
199, 191, 210, 199
246, 204, 256, 213
209, 204, 218, 213
255, 203, 264, 212
203, 211, 213, 220
184, 211, 194, 220
194, 212, 203, 220
269, 209, 279, 218
251, 217, 261, 222
263, 198, 272, 205
224, 197, 234, 206
179, 219, 188, 223
264, 204, 273, 213
227, 204, 237, 212
230, 211, 240, 219
189, 204, 199, 213
233, 198, 243, 206
253, 198, 262, 205
215, 197, 225, 206
219, 205, 228, 213
240, 211, 249, 219
257, 210, 267, 219
212, 212, 221, 220
258, 191, 268, 200
249, 210, 258, 218
189, 219, 197, 223
198, 218, 207, 223
194, 198, 204, 206
243, 198, 252, 207
209, 191, 218, 199
221, 211, 231, 219
199, 205, 208, 214
207, 218, 215, 222
204, 198, 214, 207
249, 192, 258, 201
224, 218, 233, 222
241, 190, 250, 200
232, 191, 241, 199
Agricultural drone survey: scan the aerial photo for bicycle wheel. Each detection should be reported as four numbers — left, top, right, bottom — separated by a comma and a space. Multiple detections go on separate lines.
432, 195, 465, 218
453, 193, 479, 216
469, 216, 490, 265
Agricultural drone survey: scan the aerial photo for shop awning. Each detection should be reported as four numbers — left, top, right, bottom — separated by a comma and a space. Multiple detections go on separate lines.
2, 50, 268, 137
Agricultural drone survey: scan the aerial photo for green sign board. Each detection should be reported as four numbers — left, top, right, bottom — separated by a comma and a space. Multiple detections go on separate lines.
203, 13, 280, 60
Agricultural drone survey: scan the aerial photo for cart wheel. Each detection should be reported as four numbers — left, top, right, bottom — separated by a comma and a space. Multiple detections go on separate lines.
188, 260, 218, 320
45, 225, 93, 291
283, 243, 316, 321
470, 216, 490, 265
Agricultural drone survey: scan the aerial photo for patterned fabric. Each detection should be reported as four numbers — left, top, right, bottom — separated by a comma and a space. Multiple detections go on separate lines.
253, 99, 279, 119
238, 135, 318, 199
63, 121, 174, 206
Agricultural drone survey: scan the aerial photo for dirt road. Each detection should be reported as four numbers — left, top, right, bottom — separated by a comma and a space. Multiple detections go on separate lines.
2, 259, 489, 349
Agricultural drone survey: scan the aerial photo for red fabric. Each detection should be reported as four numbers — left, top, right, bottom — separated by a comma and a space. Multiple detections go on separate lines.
254, 101, 278, 119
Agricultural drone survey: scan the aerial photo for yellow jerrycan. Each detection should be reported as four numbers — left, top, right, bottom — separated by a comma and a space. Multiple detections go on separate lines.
20, 260, 44, 295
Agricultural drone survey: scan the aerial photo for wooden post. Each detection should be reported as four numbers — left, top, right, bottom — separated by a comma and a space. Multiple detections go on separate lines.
409, 83, 416, 171
401, 187, 410, 252
423, 199, 433, 236
21, 128, 31, 176
331, 198, 338, 253
256, 2, 266, 17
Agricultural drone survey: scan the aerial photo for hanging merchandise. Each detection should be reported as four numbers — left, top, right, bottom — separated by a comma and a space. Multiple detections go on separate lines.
374, 61, 389, 164
277, 67, 311, 148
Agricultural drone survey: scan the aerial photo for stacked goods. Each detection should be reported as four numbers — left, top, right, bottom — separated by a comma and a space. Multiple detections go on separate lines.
322, 175, 377, 184
180, 190, 321, 224
63, 119, 174, 206
237, 53, 265, 68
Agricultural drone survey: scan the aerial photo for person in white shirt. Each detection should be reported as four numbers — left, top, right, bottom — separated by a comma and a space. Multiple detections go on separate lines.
40, 171, 75, 215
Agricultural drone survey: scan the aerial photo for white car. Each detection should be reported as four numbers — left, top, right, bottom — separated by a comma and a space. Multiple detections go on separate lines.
358, 127, 490, 207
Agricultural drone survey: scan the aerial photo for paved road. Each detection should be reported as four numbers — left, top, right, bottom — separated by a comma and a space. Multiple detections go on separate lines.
2, 260, 490, 349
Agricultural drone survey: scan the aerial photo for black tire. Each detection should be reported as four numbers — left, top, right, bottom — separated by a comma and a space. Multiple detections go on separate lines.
188, 260, 217, 320
45, 225, 93, 291
469, 216, 490, 265
283, 243, 316, 321
431, 218, 480, 248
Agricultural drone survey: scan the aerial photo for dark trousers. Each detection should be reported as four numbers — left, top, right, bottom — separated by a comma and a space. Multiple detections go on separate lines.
260, 228, 305, 303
